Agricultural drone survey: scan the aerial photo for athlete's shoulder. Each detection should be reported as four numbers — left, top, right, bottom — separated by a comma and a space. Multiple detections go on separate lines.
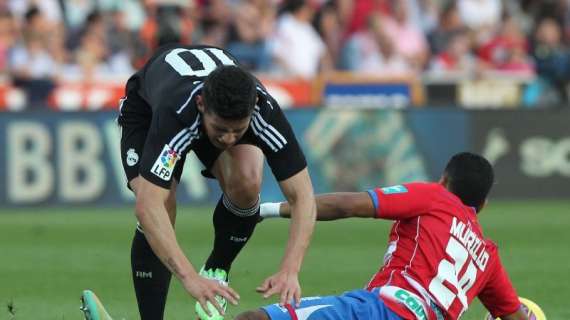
141, 44, 241, 111
399, 181, 440, 189
146, 44, 236, 64
421, 182, 469, 207
483, 238, 499, 251
253, 80, 282, 118
144, 44, 238, 81
419, 182, 447, 192
392, 182, 444, 196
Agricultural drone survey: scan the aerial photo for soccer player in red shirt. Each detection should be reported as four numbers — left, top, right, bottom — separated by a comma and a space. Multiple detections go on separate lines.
236, 152, 527, 320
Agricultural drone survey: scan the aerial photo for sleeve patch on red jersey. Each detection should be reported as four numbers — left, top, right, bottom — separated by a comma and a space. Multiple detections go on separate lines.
381, 185, 408, 194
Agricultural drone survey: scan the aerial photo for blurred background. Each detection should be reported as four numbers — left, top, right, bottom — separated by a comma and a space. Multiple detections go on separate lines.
0, 0, 570, 111
1, 0, 569, 319
1, 0, 570, 206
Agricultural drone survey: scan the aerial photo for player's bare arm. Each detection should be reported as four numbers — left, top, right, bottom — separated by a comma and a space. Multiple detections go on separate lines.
270, 192, 376, 220
135, 176, 239, 315
256, 168, 316, 306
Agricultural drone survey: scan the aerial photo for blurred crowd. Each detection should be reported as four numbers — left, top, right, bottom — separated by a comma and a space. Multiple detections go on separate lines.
1, 0, 570, 107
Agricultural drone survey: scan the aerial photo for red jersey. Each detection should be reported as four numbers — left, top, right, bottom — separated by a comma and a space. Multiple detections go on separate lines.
366, 183, 520, 320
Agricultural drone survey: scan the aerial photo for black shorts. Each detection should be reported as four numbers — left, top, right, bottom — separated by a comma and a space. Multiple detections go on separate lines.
119, 97, 184, 187
118, 97, 258, 187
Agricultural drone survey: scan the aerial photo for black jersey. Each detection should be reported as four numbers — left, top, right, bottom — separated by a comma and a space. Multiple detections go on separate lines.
119, 45, 307, 188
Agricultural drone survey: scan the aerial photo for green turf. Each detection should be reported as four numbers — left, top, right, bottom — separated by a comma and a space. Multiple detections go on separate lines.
1, 201, 569, 319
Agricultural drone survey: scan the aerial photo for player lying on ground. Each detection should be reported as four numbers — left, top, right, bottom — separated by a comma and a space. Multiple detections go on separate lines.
236, 152, 528, 320
114, 44, 316, 320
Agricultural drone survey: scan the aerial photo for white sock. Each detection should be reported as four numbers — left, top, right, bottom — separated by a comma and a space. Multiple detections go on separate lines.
260, 202, 282, 219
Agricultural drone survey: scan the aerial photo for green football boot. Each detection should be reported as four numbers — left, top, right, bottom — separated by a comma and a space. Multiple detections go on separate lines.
195, 268, 229, 320
80, 290, 113, 320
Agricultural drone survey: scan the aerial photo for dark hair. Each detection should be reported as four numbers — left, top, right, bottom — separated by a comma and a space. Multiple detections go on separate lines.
312, 0, 337, 36
202, 65, 257, 119
85, 10, 102, 25
24, 6, 40, 23
443, 152, 494, 211
279, 0, 306, 15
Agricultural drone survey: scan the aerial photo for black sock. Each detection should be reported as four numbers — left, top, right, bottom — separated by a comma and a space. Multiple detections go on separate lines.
205, 194, 260, 273
131, 228, 172, 320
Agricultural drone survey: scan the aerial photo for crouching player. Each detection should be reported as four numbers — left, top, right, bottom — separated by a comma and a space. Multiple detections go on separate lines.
236, 152, 528, 320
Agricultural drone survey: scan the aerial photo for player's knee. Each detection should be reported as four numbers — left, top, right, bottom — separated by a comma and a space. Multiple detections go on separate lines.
234, 310, 269, 320
225, 173, 261, 208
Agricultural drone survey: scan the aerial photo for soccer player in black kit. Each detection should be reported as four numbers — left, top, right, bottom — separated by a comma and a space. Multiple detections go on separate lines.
81, 45, 316, 320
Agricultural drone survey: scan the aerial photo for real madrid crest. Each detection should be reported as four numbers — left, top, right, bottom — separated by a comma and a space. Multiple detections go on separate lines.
126, 148, 139, 166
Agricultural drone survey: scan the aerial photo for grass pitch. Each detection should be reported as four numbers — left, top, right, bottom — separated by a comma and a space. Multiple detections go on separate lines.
1, 201, 569, 320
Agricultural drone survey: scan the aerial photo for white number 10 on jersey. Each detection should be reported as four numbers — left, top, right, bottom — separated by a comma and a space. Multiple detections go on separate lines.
165, 48, 235, 77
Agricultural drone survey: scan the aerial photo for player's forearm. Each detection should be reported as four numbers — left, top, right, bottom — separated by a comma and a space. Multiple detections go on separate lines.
279, 196, 316, 272
135, 202, 196, 281
277, 193, 372, 220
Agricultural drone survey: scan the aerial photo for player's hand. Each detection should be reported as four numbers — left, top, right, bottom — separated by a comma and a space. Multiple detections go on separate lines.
183, 274, 240, 316
256, 270, 301, 307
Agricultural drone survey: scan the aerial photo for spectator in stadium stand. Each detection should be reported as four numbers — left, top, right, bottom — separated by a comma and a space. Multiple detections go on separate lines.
477, 15, 534, 76
135, 0, 195, 69
192, 0, 233, 48
528, 17, 570, 105
428, 1, 466, 56
429, 28, 476, 76
59, 10, 130, 85
343, 0, 390, 36
562, 0, 570, 43
0, 10, 16, 81
405, 0, 439, 35
9, 6, 58, 108
196, 17, 228, 48
102, 8, 136, 77
5, 0, 63, 26
67, 9, 100, 51
457, 0, 502, 44
198, 0, 233, 28
381, 1, 429, 70
270, 0, 332, 79
68, 25, 111, 83
340, 12, 412, 76
225, 0, 276, 71
312, 0, 344, 69
105, 7, 132, 56
521, 0, 570, 47
523, 0, 570, 34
